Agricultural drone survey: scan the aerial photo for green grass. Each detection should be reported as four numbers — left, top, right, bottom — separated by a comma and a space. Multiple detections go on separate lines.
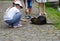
46, 7, 60, 30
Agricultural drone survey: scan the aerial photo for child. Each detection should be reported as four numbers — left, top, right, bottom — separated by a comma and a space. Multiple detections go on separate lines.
36, 0, 47, 15
23, 0, 32, 19
3, 1, 23, 28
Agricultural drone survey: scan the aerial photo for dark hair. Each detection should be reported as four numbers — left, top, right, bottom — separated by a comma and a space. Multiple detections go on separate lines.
15, 4, 23, 9
13, 2, 15, 4
13, 2, 15, 5
12, 2, 16, 7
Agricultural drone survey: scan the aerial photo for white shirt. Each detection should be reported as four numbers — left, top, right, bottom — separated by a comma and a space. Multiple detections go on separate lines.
36, 0, 47, 3
3, 7, 20, 21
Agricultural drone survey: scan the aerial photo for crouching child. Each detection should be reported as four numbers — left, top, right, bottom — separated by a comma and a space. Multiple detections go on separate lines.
3, 1, 23, 28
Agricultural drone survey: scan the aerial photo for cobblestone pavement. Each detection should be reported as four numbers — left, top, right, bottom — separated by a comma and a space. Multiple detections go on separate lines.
0, 1, 60, 41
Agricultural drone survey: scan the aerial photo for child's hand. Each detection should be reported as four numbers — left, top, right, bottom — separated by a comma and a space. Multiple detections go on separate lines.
21, 18, 27, 22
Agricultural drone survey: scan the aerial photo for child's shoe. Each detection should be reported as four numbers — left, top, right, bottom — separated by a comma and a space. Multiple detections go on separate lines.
28, 16, 31, 19
25, 16, 31, 19
13, 24, 22, 28
25, 16, 29, 19
18, 24, 22, 27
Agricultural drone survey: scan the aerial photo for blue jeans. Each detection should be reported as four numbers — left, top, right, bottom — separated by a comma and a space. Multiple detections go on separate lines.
5, 12, 22, 26
23, 0, 32, 8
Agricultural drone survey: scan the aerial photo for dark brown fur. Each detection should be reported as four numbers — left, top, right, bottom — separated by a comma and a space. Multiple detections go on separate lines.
31, 16, 47, 25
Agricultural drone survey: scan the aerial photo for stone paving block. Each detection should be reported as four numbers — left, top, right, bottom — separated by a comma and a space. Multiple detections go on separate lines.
54, 30, 60, 34
45, 36, 53, 39
53, 36, 59, 38
46, 39, 53, 41
57, 33, 60, 36
52, 39, 60, 41
40, 39, 47, 41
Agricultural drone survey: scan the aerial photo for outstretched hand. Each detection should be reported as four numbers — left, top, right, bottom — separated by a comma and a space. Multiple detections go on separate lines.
21, 18, 27, 22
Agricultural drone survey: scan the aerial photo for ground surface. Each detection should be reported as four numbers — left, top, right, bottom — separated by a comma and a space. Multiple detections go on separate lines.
0, 1, 60, 41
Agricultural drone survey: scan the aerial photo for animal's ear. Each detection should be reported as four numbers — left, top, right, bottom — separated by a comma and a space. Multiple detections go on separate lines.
37, 16, 41, 18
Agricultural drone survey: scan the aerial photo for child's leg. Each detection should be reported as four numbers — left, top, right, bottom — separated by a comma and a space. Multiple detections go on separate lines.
25, 8, 29, 15
5, 20, 13, 27
38, 3, 41, 15
43, 3, 46, 13
25, 0, 32, 19
28, 0, 32, 14
23, 0, 29, 15
12, 12, 22, 26
41, 3, 46, 14
29, 8, 32, 14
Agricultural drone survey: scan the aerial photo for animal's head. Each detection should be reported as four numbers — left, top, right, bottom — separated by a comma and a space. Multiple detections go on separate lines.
31, 17, 37, 24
